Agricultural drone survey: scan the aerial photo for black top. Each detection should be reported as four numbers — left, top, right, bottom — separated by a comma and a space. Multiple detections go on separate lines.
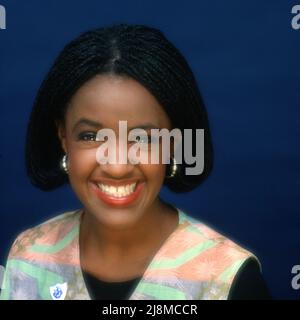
82, 257, 271, 300
227, 257, 271, 300
82, 272, 141, 300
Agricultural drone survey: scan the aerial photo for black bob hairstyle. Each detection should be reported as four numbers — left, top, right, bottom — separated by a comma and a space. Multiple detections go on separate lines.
25, 24, 213, 193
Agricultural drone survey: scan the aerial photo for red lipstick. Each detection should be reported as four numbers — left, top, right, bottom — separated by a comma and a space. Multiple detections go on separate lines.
90, 181, 144, 207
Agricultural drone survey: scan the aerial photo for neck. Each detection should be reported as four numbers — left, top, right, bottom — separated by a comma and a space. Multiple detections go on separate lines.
79, 199, 178, 261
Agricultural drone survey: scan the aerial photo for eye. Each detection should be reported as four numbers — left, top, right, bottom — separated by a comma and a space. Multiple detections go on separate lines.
78, 132, 97, 141
133, 135, 160, 144
135, 135, 156, 144
135, 135, 151, 144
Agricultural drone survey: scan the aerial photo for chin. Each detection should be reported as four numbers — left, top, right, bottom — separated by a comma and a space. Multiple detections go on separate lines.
87, 204, 145, 229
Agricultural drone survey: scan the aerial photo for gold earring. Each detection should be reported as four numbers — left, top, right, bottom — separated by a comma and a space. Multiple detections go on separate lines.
166, 157, 177, 178
60, 154, 68, 174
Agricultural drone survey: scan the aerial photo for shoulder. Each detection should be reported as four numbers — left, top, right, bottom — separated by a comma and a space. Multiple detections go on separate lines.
176, 209, 262, 284
179, 209, 259, 259
0, 209, 83, 300
7, 208, 82, 260
228, 257, 271, 299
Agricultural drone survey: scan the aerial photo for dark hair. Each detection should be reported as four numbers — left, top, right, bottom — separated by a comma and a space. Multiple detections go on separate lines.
26, 23, 213, 193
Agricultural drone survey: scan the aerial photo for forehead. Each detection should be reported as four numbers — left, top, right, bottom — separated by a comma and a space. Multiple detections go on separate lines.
65, 74, 171, 129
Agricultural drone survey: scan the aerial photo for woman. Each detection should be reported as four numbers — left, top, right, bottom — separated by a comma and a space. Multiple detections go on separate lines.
0, 24, 270, 300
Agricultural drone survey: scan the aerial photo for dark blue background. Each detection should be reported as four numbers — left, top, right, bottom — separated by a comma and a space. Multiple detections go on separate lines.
0, 0, 299, 299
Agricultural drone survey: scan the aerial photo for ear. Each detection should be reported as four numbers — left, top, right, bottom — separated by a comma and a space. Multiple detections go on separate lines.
56, 120, 67, 154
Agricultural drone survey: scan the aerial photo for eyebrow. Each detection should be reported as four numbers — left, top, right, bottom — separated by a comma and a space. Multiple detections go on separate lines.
72, 118, 160, 132
72, 118, 102, 133
128, 123, 160, 131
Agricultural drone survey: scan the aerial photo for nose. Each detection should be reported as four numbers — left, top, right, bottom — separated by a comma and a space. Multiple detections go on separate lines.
96, 139, 135, 178
100, 161, 135, 179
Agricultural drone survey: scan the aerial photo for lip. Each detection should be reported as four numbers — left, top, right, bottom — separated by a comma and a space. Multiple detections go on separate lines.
90, 179, 145, 207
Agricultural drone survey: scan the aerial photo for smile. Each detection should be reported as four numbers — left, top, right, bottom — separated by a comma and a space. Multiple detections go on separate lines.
97, 183, 136, 198
90, 180, 144, 206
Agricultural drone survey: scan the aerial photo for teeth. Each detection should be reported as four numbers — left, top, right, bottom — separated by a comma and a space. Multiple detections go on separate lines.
97, 183, 137, 198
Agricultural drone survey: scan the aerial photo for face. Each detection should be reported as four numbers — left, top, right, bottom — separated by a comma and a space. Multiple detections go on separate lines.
58, 74, 173, 229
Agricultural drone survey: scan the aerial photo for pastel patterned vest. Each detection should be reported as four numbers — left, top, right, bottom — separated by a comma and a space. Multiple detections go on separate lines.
0, 209, 259, 300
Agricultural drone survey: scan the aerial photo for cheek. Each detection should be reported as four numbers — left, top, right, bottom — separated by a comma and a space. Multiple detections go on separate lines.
141, 163, 166, 189
68, 148, 97, 182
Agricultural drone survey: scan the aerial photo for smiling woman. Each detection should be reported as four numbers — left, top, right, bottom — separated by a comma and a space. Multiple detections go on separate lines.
0, 24, 270, 300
